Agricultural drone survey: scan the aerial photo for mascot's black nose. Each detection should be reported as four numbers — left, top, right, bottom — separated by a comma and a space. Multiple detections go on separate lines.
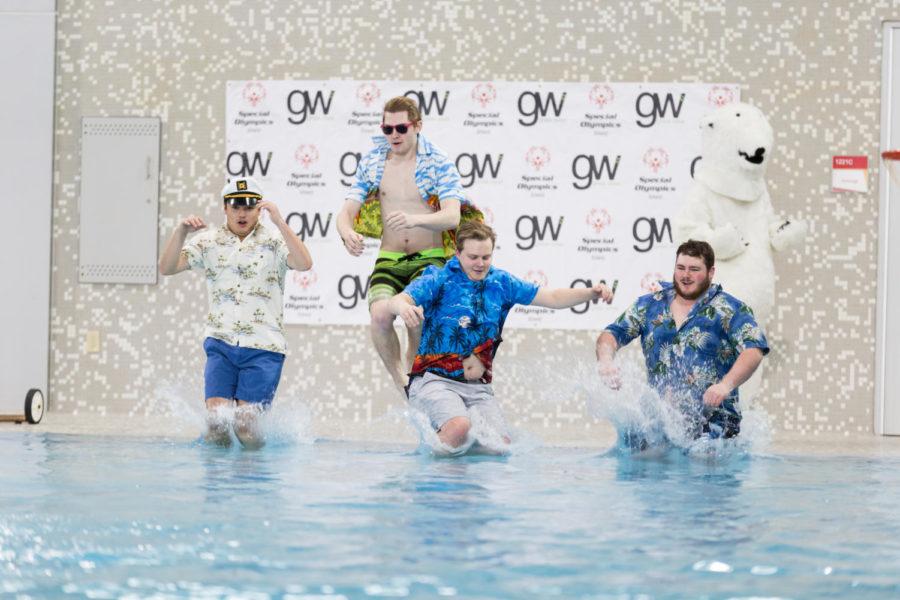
739, 147, 766, 164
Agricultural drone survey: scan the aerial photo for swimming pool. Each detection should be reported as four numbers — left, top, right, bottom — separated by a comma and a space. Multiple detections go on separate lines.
2, 430, 899, 599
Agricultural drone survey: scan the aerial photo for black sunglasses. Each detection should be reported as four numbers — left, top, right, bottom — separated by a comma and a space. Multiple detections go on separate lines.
381, 122, 414, 135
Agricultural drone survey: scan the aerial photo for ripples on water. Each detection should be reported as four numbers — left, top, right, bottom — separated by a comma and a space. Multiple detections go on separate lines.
2, 368, 899, 599
2, 429, 900, 599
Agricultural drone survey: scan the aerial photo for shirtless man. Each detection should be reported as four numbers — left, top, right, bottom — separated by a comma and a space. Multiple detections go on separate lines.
336, 96, 465, 392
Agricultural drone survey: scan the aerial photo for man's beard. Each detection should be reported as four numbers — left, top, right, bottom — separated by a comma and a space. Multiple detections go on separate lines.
673, 276, 711, 301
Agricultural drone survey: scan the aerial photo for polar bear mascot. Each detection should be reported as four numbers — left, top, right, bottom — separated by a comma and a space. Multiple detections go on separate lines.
674, 102, 806, 403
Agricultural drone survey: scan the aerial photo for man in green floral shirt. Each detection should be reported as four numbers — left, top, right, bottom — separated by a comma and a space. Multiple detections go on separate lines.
596, 240, 768, 443
159, 177, 313, 448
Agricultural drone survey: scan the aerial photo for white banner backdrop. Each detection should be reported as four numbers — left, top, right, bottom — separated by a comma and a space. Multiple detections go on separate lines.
225, 81, 739, 329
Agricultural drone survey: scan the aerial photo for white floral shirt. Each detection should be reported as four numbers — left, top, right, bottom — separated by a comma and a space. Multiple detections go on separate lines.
182, 223, 290, 353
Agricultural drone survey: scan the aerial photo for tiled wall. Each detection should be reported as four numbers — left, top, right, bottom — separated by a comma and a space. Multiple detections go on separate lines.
50, 0, 894, 438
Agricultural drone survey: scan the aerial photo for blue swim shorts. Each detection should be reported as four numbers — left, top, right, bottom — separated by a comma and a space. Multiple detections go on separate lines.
203, 337, 285, 404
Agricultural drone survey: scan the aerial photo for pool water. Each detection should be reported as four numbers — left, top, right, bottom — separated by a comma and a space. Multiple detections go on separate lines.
2, 431, 899, 599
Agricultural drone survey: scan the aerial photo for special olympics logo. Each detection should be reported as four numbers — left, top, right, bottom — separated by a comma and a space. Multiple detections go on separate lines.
589, 84, 615, 108
643, 148, 669, 173
356, 83, 381, 107
586, 208, 612, 233
641, 273, 663, 293
294, 145, 320, 168
292, 269, 318, 290
524, 270, 549, 288
471, 82, 497, 108
525, 146, 551, 171
707, 86, 735, 107
242, 82, 266, 108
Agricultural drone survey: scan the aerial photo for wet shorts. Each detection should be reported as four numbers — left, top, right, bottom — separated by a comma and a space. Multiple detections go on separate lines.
203, 337, 285, 404
407, 371, 509, 437
368, 248, 446, 307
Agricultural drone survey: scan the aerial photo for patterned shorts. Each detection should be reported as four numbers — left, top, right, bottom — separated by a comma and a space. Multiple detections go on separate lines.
367, 247, 446, 307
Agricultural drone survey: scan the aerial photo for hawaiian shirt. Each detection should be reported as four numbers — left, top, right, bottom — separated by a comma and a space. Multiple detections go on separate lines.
345, 133, 468, 206
604, 281, 769, 410
181, 223, 290, 354
405, 257, 539, 383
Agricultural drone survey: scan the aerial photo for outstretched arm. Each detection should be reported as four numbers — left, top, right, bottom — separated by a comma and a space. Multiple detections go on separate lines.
530, 282, 614, 309
702, 347, 765, 407
159, 215, 205, 276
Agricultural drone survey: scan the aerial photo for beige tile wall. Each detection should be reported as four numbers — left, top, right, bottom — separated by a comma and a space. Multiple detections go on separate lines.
49, 0, 895, 439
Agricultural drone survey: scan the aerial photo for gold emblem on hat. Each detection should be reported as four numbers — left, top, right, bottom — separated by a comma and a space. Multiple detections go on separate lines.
237, 180, 247, 191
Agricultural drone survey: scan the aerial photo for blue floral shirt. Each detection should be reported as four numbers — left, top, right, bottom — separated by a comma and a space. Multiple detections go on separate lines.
405, 257, 539, 383
345, 133, 468, 206
604, 281, 769, 410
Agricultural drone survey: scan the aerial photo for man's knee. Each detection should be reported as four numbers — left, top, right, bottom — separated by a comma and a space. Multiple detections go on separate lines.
206, 397, 232, 411
438, 416, 472, 448
369, 300, 396, 330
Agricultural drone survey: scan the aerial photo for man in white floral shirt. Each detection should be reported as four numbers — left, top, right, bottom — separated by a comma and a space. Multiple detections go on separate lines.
159, 177, 313, 448
596, 240, 768, 446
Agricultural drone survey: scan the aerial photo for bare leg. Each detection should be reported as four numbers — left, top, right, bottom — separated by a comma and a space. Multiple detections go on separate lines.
233, 401, 265, 450
437, 416, 472, 451
369, 299, 408, 391
405, 323, 422, 373
205, 397, 233, 447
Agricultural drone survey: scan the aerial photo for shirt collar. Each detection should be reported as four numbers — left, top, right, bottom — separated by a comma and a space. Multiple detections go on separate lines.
370, 133, 432, 157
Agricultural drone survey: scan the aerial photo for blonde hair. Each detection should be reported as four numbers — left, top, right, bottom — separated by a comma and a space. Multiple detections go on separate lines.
456, 222, 496, 252
383, 96, 422, 123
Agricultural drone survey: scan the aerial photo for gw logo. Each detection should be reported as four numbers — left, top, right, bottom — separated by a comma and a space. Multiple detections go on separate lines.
226, 151, 272, 177
635, 92, 686, 128
515, 215, 564, 250
404, 90, 449, 116
287, 90, 335, 124
569, 278, 617, 314
517, 91, 567, 126
286, 212, 332, 241
455, 153, 503, 188
633, 217, 673, 252
339, 151, 362, 187
337, 274, 371, 310
571, 154, 621, 189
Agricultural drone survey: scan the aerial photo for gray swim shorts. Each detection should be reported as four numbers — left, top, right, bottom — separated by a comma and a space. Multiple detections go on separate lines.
407, 371, 509, 436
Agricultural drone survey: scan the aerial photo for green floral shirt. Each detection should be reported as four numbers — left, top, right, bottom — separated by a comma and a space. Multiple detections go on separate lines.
182, 223, 289, 354
604, 281, 769, 409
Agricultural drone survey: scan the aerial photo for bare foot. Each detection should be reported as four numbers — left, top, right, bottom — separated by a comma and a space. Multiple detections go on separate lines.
204, 418, 232, 447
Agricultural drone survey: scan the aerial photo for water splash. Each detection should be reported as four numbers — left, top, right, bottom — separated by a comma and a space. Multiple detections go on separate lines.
537, 359, 771, 458
405, 405, 541, 458
147, 383, 314, 448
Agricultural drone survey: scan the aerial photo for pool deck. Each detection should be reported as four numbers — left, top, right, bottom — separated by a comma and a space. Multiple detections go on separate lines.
3, 412, 900, 456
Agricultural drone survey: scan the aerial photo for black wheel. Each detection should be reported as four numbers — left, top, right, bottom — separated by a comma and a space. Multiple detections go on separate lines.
24, 389, 44, 424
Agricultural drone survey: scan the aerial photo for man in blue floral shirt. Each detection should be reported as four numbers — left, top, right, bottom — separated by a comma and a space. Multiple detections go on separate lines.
597, 240, 768, 442
389, 222, 614, 455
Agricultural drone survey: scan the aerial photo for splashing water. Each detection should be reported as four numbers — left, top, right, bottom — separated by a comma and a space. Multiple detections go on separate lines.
146, 383, 314, 448
536, 358, 771, 458
405, 404, 542, 458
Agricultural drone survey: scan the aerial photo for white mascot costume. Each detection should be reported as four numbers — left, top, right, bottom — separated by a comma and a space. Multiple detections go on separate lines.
674, 102, 806, 403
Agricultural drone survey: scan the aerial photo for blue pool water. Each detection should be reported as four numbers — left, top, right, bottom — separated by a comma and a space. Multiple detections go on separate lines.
1, 431, 899, 599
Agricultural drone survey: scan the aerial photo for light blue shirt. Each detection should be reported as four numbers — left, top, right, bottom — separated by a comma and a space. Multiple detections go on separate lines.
345, 134, 467, 206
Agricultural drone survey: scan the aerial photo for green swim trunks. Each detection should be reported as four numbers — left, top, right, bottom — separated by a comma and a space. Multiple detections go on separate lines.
368, 248, 447, 307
